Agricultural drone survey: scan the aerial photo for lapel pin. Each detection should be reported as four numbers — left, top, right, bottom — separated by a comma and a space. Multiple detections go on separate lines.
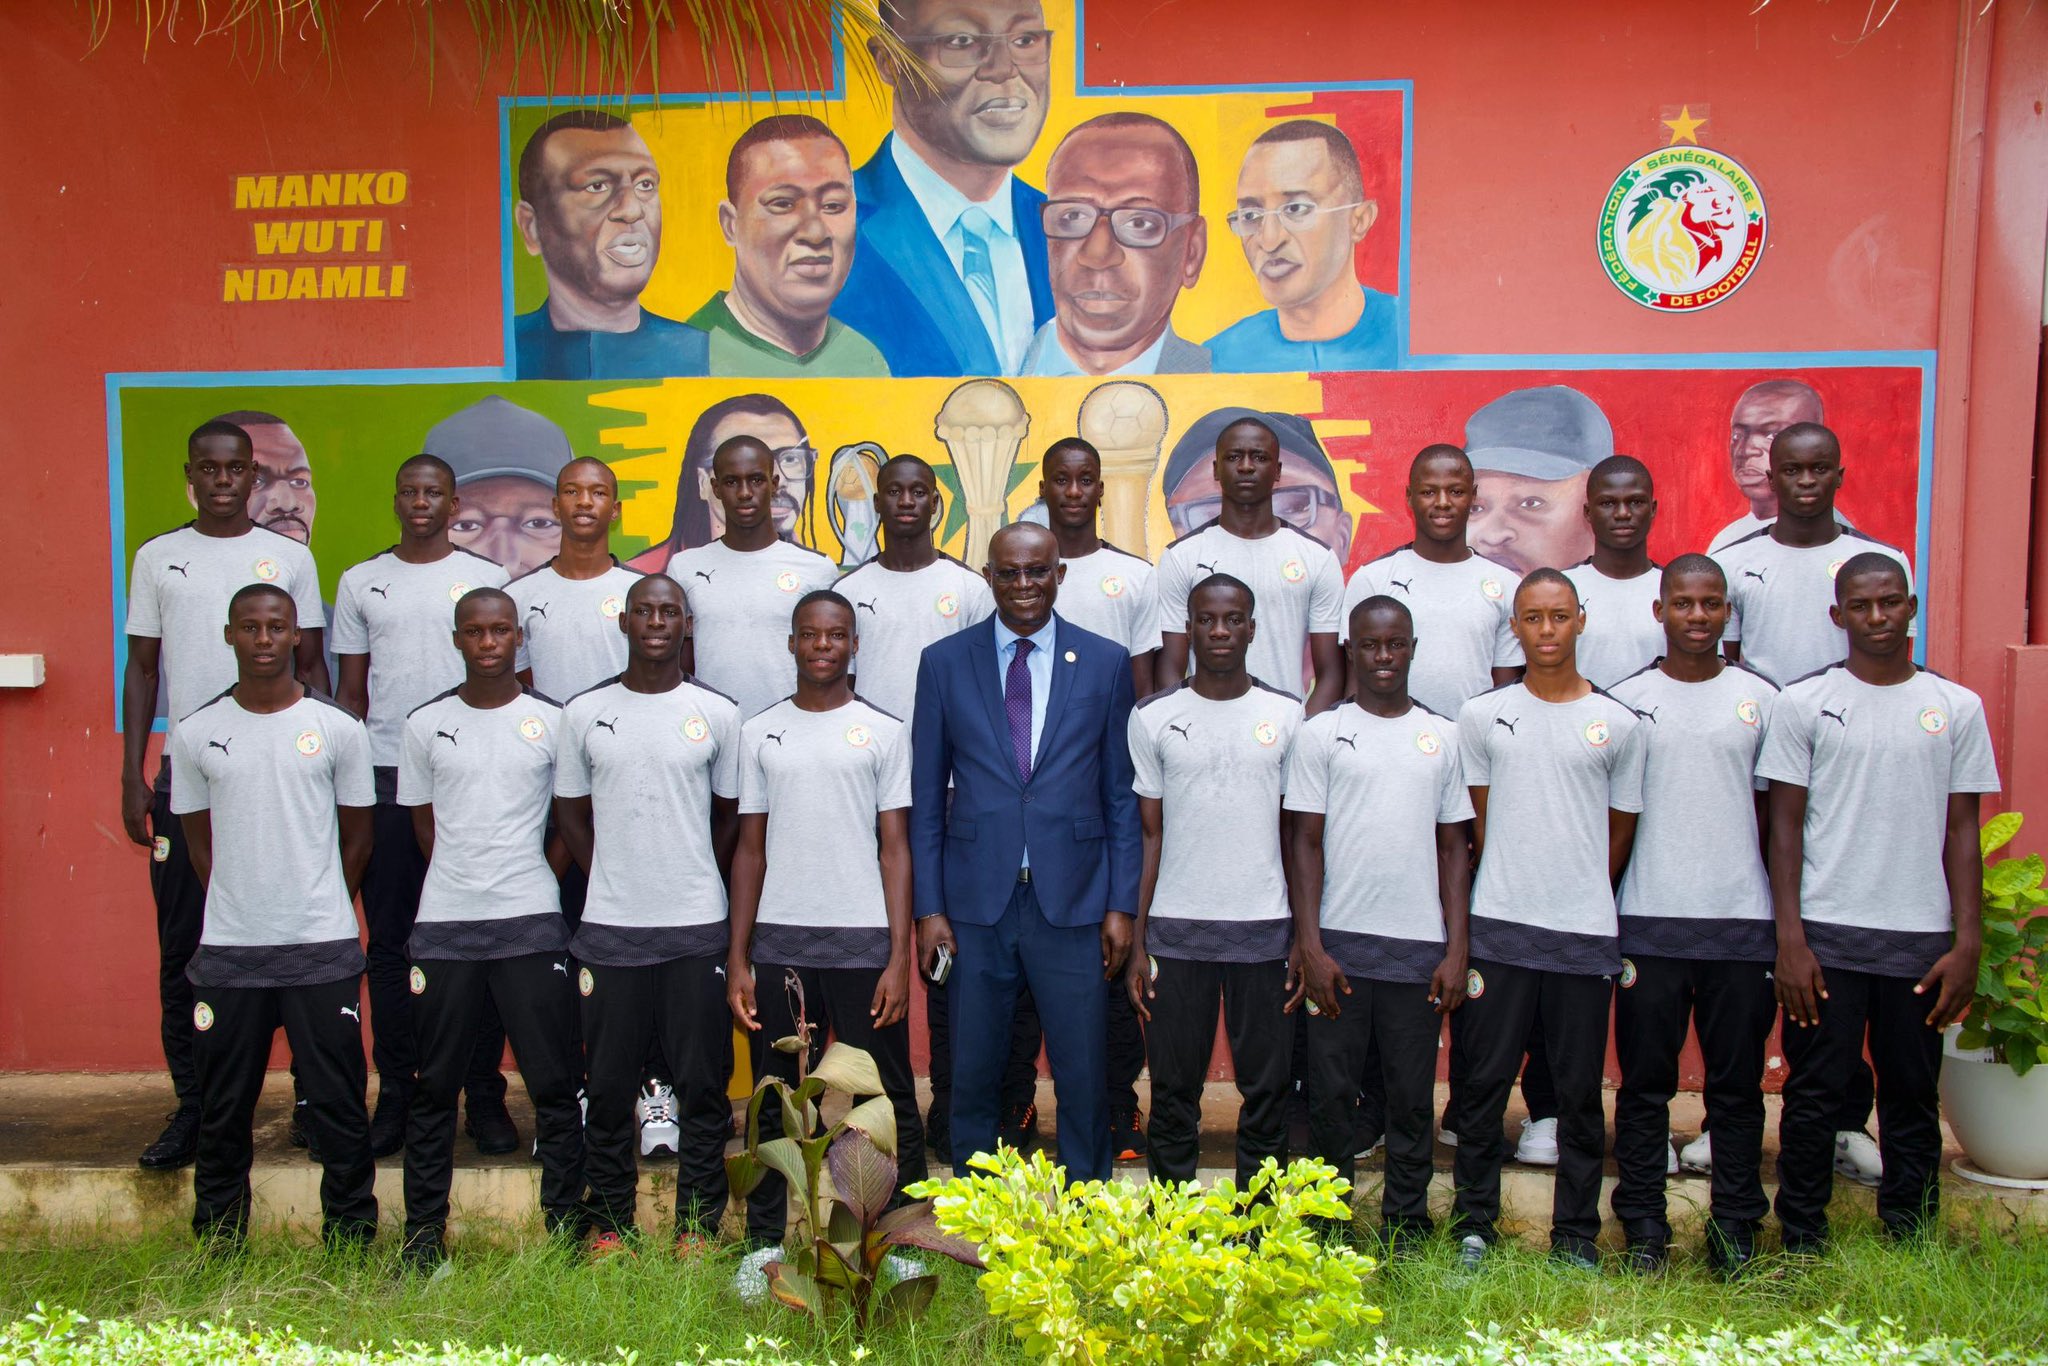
1064, 650, 1077, 663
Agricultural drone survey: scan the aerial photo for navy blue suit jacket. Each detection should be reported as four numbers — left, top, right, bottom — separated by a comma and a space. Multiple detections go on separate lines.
834, 135, 1056, 378
911, 615, 1140, 929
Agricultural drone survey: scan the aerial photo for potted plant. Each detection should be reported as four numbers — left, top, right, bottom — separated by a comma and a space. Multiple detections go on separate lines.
1941, 812, 2048, 1182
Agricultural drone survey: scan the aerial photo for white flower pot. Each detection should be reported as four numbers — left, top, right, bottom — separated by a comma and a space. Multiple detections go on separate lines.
1941, 1028, 2048, 1182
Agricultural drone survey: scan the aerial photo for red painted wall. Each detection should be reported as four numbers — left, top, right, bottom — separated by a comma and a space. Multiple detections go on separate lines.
1, 0, 2040, 1074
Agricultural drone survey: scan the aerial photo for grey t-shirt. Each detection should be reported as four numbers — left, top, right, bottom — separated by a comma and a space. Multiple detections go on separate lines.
1562, 561, 1663, 690
508, 558, 643, 703
1284, 702, 1473, 983
1457, 682, 1647, 975
739, 696, 911, 969
556, 677, 742, 964
331, 548, 509, 767
1609, 663, 1778, 961
1154, 523, 1344, 696
1129, 680, 1303, 962
1712, 526, 1914, 685
126, 524, 326, 746
1055, 543, 1163, 658
669, 538, 841, 718
1341, 546, 1523, 719
169, 689, 372, 987
1755, 665, 2001, 977
837, 555, 994, 723
398, 687, 568, 960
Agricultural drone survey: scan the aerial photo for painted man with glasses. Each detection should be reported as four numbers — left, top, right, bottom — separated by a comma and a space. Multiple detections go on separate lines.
1022, 112, 1212, 376
838, 0, 1058, 378
1207, 120, 1397, 373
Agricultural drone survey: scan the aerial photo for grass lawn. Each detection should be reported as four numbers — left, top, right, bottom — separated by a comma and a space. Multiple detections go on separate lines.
3, 1208, 2046, 1364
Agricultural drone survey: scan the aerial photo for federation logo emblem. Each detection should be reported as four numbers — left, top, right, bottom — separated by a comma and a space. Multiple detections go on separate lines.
1415, 731, 1442, 756
1919, 706, 1947, 735
294, 729, 323, 756
1480, 578, 1504, 602
1827, 559, 1848, 581
1253, 720, 1279, 747
578, 966, 594, 997
193, 1002, 214, 1031
845, 723, 872, 748
776, 571, 802, 593
934, 592, 960, 618
1619, 958, 1639, 990
252, 558, 280, 582
1100, 574, 1125, 599
518, 716, 546, 741
1736, 698, 1761, 727
409, 966, 426, 995
1584, 719, 1611, 747
448, 581, 470, 602
599, 594, 624, 618
1280, 558, 1306, 583
152, 835, 171, 863
682, 716, 710, 743
1466, 968, 1485, 1000
1598, 146, 1766, 312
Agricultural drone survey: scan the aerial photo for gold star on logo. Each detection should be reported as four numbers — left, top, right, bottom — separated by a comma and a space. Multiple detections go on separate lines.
1662, 105, 1707, 145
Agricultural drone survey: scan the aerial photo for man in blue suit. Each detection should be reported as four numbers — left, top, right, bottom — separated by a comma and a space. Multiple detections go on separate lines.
912, 523, 1141, 1181
836, 1, 1058, 378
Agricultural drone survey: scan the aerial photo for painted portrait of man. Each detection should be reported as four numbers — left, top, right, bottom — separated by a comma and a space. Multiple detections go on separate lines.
421, 395, 574, 578
1161, 405, 1351, 561
1708, 378, 1841, 551
209, 410, 316, 545
634, 393, 817, 570
1464, 384, 1611, 575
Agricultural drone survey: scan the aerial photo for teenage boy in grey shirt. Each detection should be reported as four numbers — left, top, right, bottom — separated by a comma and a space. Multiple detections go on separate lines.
1606, 555, 1779, 1275
333, 454, 512, 1156
1562, 456, 1663, 689
729, 590, 924, 1245
670, 436, 839, 719
1128, 574, 1304, 1186
1287, 594, 1473, 1248
1760, 554, 1998, 1252
1452, 570, 1645, 1270
396, 587, 584, 1270
555, 574, 741, 1254
170, 584, 372, 1251
510, 457, 643, 704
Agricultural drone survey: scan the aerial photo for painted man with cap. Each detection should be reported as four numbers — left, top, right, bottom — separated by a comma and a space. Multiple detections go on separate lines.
1162, 407, 1353, 564
423, 397, 576, 580
1465, 385, 1612, 576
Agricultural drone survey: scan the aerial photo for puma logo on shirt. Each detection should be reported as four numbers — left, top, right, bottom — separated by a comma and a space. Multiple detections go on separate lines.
435, 728, 460, 745
1494, 716, 1520, 737
1389, 578, 1413, 594
765, 731, 787, 746
1168, 722, 1194, 742
594, 718, 619, 734
167, 563, 190, 577
207, 739, 232, 756
1195, 561, 1218, 576
1334, 734, 1357, 750
1637, 707, 1659, 725
694, 570, 716, 582
369, 585, 390, 598
1743, 569, 1768, 584
528, 603, 549, 620
856, 599, 879, 614
1820, 707, 1849, 728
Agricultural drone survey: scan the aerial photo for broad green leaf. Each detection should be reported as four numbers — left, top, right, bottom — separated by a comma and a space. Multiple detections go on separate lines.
725, 1150, 767, 1200
872, 1272, 939, 1327
772, 1035, 805, 1054
1982, 811, 2023, 857
764, 1263, 823, 1318
1987, 855, 2043, 898
842, 1094, 899, 1157
827, 1127, 898, 1225
812, 1240, 857, 1289
827, 1201, 863, 1245
811, 1042, 885, 1097
757, 1137, 809, 1197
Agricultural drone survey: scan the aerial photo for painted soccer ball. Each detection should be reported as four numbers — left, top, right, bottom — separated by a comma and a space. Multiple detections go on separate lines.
1076, 381, 1168, 452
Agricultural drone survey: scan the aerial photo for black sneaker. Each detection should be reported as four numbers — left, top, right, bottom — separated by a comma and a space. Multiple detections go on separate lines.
925, 1110, 952, 1166
1624, 1240, 1668, 1275
1000, 1101, 1039, 1153
401, 1227, 446, 1273
369, 1081, 411, 1159
139, 1108, 200, 1170
464, 1099, 520, 1156
1111, 1109, 1148, 1162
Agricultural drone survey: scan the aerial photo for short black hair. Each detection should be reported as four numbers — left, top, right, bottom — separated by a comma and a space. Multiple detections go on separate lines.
398, 453, 457, 486
188, 420, 252, 455
792, 588, 854, 629
666, 393, 804, 554
628, 572, 683, 605
1833, 551, 1911, 602
557, 455, 617, 492
725, 114, 848, 202
1348, 593, 1413, 635
1249, 119, 1366, 200
1216, 416, 1278, 455
713, 434, 775, 474
1661, 553, 1724, 594
1189, 571, 1256, 614
1589, 454, 1653, 489
1409, 443, 1471, 483
454, 585, 516, 622
1770, 421, 1839, 462
1041, 437, 1100, 470
877, 453, 935, 485
518, 109, 632, 205
227, 582, 294, 620
1515, 566, 1580, 609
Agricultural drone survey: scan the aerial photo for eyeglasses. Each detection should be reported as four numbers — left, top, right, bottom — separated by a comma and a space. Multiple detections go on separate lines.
1224, 200, 1368, 238
1168, 485, 1343, 535
1041, 201, 1200, 250
990, 564, 1055, 585
902, 29, 1054, 69
771, 445, 816, 480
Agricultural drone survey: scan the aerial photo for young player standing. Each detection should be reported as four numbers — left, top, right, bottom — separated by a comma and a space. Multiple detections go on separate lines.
1562, 456, 1663, 689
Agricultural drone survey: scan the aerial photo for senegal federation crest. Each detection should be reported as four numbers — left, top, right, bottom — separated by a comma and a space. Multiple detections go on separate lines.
1598, 147, 1766, 311
1100, 574, 1126, 599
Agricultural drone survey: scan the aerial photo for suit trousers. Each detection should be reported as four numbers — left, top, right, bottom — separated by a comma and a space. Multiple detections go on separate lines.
1775, 968, 1945, 1249
1450, 959, 1612, 1258
1611, 955, 1775, 1256
1306, 979, 1443, 1235
190, 974, 376, 1244
947, 879, 1111, 1182
743, 963, 927, 1245
580, 954, 733, 1238
1144, 955, 1291, 1187
403, 952, 585, 1241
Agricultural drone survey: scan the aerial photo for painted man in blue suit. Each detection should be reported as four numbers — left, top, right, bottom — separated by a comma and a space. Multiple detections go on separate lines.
912, 523, 1141, 1182
835, 0, 1057, 378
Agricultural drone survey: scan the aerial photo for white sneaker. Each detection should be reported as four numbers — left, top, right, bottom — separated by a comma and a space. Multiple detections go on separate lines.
1834, 1129, 1882, 1186
1679, 1131, 1712, 1173
637, 1081, 680, 1158
1515, 1116, 1560, 1165
1667, 1142, 1679, 1176
1437, 1128, 1459, 1148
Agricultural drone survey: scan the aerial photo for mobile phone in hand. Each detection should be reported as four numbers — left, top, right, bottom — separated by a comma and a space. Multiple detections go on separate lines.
930, 943, 955, 986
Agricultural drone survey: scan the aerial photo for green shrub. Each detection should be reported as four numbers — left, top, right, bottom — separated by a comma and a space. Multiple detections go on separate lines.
1960, 812, 2048, 1077
909, 1149, 1380, 1365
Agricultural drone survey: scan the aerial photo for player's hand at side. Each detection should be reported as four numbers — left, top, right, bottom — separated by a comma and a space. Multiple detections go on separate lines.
1429, 950, 1469, 1016
727, 957, 758, 1031
1775, 939, 1827, 1028
872, 953, 912, 1028
1916, 945, 1976, 1029
122, 772, 153, 848
1124, 944, 1154, 1023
